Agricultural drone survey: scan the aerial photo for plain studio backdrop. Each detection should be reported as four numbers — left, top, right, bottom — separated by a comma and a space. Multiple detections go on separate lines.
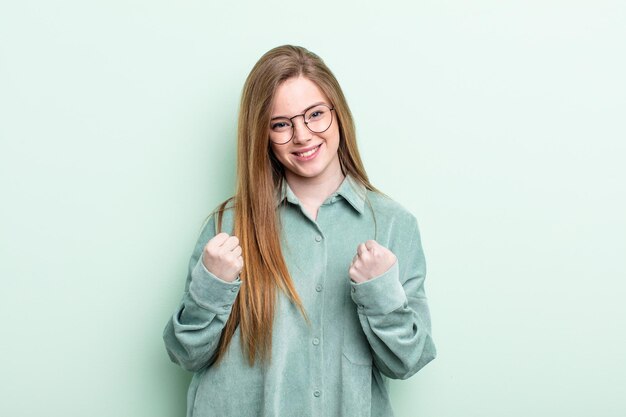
1, 1, 624, 416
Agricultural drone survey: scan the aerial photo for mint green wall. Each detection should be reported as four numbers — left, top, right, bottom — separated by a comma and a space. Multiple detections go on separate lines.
2, 1, 625, 416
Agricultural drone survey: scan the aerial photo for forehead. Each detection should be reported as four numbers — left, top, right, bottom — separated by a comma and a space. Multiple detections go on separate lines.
271, 76, 330, 116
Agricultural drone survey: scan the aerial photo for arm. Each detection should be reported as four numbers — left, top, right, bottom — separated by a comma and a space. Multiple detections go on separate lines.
162, 215, 242, 372
349, 217, 436, 379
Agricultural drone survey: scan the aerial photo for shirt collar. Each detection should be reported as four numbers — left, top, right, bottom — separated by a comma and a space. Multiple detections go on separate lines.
276, 174, 367, 214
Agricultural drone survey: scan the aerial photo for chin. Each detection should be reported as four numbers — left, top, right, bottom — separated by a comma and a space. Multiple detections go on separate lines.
294, 168, 325, 179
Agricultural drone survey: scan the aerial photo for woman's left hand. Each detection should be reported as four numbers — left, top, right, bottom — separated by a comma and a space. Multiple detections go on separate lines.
348, 240, 397, 283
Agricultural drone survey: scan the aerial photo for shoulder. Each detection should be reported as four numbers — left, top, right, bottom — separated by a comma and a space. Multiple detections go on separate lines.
365, 190, 419, 231
198, 197, 237, 239
364, 191, 425, 273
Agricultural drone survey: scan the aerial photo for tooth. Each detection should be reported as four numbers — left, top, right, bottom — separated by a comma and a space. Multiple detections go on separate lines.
298, 146, 318, 157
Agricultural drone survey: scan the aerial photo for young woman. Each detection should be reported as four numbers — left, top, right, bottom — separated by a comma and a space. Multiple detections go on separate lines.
163, 45, 436, 417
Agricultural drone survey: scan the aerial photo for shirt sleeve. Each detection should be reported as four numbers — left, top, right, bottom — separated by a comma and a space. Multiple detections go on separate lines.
349, 216, 436, 379
162, 214, 242, 372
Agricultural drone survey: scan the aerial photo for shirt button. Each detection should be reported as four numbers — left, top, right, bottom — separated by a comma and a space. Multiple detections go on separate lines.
312, 338, 320, 346
223, 304, 231, 310
315, 284, 322, 292
315, 235, 322, 242
313, 389, 321, 397
358, 304, 364, 310
351, 287, 356, 293
230, 287, 238, 292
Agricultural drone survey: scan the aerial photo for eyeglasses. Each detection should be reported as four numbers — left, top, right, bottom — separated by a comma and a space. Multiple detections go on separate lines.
269, 103, 335, 145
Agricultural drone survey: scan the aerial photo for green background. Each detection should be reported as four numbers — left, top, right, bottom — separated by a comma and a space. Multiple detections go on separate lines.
1, 1, 625, 416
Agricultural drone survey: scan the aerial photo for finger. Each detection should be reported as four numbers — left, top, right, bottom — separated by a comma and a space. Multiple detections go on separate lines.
349, 265, 365, 283
210, 232, 230, 247
352, 254, 359, 264
232, 245, 242, 257
357, 243, 368, 256
221, 235, 240, 251
365, 240, 376, 251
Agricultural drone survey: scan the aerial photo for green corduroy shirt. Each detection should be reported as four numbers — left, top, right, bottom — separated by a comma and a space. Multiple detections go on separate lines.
163, 174, 436, 417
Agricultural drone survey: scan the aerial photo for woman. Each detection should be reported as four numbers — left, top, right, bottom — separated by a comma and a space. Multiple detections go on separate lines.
163, 44, 436, 417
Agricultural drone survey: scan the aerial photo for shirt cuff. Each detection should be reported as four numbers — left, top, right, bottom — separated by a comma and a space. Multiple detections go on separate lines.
188, 257, 242, 314
350, 260, 406, 316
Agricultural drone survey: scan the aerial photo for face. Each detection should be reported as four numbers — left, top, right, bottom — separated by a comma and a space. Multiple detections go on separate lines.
269, 76, 342, 184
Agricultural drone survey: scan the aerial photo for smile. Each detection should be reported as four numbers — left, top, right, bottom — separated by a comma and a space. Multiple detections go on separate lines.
292, 144, 322, 160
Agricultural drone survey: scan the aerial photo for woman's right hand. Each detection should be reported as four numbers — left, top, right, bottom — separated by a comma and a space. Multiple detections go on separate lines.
201, 232, 244, 282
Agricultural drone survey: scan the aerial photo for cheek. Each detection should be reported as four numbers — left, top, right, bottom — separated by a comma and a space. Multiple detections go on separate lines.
325, 129, 341, 151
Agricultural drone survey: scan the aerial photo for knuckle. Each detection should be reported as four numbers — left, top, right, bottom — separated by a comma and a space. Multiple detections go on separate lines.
212, 232, 228, 242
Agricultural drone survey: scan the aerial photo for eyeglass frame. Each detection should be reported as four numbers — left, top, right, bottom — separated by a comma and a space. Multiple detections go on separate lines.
268, 102, 336, 145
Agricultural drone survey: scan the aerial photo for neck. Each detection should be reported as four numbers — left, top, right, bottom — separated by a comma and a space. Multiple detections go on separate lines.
284, 162, 345, 207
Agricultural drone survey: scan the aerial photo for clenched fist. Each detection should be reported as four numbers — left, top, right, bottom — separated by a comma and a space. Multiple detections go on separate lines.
202, 232, 244, 282
348, 240, 397, 283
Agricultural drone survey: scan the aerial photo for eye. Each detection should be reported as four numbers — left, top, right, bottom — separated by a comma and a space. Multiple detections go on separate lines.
308, 110, 324, 120
271, 120, 291, 131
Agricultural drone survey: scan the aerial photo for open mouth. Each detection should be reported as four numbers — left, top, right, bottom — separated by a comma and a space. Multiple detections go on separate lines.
292, 144, 322, 159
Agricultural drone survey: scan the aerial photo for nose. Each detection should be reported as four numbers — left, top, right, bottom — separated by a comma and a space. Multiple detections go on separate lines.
292, 116, 312, 144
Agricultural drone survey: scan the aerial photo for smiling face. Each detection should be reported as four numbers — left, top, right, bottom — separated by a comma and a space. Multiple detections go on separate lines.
269, 76, 343, 185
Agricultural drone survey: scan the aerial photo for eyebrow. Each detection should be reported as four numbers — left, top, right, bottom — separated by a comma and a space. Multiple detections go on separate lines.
270, 102, 327, 121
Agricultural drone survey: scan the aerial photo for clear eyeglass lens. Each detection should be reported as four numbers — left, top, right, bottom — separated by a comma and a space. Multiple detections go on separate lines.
304, 105, 332, 133
270, 119, 293, 144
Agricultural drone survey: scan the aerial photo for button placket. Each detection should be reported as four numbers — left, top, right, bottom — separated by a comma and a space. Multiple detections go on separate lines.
307, 223, 325, 410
